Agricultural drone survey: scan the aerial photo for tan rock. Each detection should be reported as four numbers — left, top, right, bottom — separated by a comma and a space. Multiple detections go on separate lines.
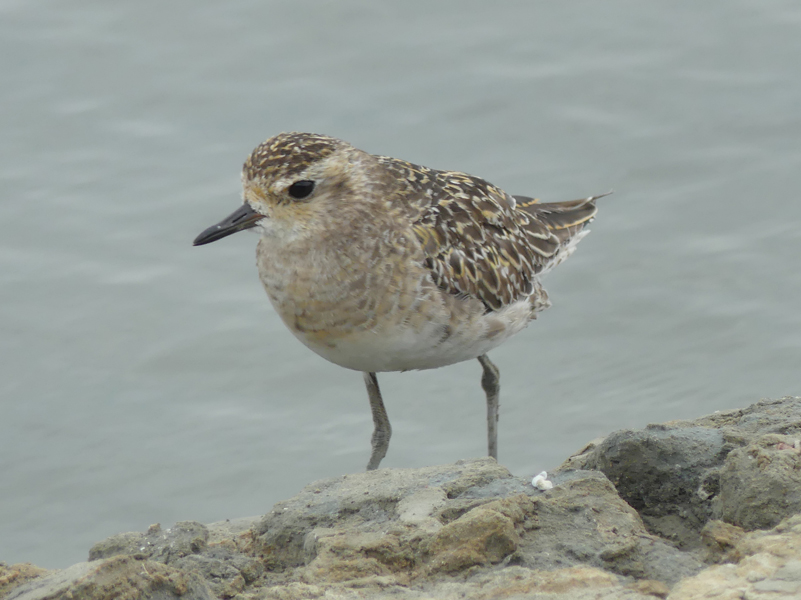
470, 565, 620, 597
396, 487, 447, 533
735, 513, 801, 559
667, 563, 745, 600
425, 503, 519, 573
700, 520, 745, 563
627, 578, 670, 598
668, 514, 801, 600
302, 529, 413, 584
0, 563, 49, 598
4, 555, 214, 600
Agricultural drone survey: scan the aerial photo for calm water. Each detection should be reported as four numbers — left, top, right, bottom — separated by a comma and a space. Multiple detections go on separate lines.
2, 0, 800, 568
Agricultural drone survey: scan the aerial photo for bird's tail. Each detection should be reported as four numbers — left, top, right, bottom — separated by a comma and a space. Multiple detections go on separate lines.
515, 192, 610, 273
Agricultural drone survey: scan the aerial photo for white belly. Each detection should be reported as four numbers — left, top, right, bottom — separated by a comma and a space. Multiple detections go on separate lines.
285, 298, 534, 373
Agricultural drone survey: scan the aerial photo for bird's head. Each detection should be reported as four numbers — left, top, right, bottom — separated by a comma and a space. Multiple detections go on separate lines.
194, 132, 381, 246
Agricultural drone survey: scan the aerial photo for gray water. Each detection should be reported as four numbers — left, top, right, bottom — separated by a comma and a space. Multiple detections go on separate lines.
2, 0, 800, 568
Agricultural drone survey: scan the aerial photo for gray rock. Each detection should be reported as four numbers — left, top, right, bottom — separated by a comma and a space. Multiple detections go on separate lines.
4, 562, 95, 600
88, 520, 209, 563
173, 548, 263, 598
86, 519, 262, 598
512, 472, 701, 585
5, 556, 214, 600
8, 397, 801, 600
575, 426, 726, 547
252, 458, 702, 586
254, 457, 513, 569
716, 433, 801, 530
563, 396, 801, 546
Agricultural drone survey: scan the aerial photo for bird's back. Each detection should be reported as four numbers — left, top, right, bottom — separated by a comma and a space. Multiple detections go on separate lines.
377, 155, 601, 316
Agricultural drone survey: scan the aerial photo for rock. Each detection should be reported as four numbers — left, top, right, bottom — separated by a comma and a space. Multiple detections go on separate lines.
424, 497, 522, 573
5, 397, 801, 600
4, 555, 214, 600
699, 520, 745, 564
628, 579, 670, 598
564, 397, 801, 547
717, 433, 801, 530
512, 472, 702, 585
89, 521, 209, 562
0, 563, 49, 598
424, 565, 653, 600
253, 458, 513, 569
253, 565, 658, 600
87, 519, 262, 598
172, 548, 264, 598
572, 426, 725, 548
253, 459, 702, 588
667, 514, 801, 600
302, 528, 418, 584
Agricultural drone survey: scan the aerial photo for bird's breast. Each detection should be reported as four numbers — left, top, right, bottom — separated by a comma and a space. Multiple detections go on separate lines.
254, 235, 532, 372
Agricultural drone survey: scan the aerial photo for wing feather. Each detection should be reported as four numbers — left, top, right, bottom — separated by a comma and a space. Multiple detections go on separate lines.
376, 155, 604, 312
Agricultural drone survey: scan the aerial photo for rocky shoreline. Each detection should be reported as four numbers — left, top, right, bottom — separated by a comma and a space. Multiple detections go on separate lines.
2, 397, 800, 600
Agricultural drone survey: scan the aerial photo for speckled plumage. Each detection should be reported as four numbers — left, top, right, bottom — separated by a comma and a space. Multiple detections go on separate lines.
376, 156, 598, 312
195, 132, 604, 470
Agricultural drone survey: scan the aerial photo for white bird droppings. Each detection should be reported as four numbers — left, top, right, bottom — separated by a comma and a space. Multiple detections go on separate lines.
532, 471, 554, 490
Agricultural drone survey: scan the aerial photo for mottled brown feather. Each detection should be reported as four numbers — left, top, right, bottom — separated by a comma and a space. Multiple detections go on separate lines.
375, 156, 603, 312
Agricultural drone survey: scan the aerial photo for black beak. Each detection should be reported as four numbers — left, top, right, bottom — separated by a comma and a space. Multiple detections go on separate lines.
193, 203, 263, 246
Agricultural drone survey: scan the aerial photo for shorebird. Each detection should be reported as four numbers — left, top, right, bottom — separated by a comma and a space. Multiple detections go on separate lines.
194, 132, 604, 470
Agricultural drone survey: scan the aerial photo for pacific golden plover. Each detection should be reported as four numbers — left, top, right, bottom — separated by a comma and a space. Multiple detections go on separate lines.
194, 132, 604, 470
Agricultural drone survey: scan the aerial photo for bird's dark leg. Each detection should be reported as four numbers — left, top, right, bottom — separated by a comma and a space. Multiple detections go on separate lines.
477, 354, 500, 460
363, 372, 391, 471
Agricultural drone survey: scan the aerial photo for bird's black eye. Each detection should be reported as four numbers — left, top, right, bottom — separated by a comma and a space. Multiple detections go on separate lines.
287, 180, 315, 200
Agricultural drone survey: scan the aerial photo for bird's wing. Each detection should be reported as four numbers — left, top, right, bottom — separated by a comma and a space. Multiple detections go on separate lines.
376, 156, 601, 311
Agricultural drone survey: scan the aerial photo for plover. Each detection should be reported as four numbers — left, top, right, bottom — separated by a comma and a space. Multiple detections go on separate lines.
194, 132, 604, 470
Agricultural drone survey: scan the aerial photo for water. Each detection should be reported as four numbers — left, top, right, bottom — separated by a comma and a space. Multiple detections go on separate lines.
2, 0, 800, 568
